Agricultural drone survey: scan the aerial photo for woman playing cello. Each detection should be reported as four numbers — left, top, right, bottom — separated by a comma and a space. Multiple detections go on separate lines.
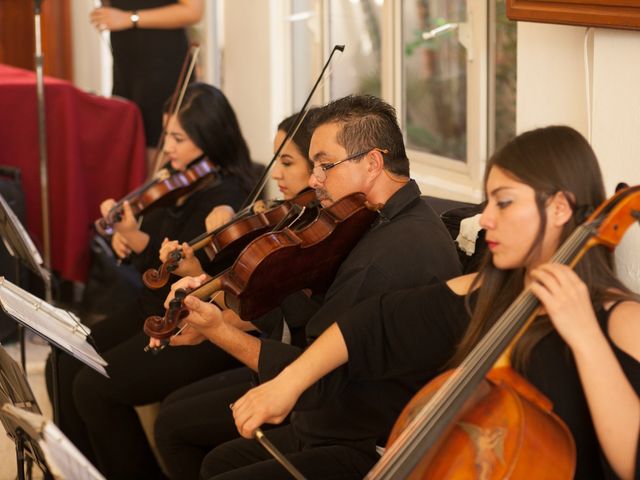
46, 82, 255, 478
230, 126, 640, 480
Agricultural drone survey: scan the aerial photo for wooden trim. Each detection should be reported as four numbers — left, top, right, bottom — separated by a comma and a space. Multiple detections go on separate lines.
0, 0, 72, 80
42, 0, 73, 80
507, 0, 640, 31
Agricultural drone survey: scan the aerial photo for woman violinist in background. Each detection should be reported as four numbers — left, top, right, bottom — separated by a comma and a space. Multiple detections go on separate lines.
45, 82, 255, 478
155, 109, 316, 280
149, 110, 315, 480
229, 126, 640, 480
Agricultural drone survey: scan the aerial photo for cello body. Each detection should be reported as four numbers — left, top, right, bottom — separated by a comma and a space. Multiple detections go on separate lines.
387, 367, 575, 479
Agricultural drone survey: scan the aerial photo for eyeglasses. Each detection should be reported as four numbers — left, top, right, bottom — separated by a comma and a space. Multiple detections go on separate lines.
312, 147, 389, 183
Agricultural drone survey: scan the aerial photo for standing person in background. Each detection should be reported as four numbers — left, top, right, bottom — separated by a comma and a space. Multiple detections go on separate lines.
90, 0, 204, 169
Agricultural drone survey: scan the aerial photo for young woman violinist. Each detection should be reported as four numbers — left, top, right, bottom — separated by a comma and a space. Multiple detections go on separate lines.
229, 126, 640, 480
155, 109, 316, 280
45, 82, 255, 478
149, 111, 315, 480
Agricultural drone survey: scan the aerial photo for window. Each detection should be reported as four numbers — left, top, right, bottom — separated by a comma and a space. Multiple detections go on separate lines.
287, 0, 516, 201
402, 0, 468, 162
327, 0, 383, 99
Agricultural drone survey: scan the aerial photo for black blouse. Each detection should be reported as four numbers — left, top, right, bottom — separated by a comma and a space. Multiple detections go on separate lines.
110, 0, 188, 63
129, 169, 249, 317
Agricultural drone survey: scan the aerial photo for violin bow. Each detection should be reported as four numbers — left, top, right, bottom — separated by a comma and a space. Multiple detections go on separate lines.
255, 429, 306, 480
150, 43, 201, 175
239, 44, 345, 210
242, 45, 345, 476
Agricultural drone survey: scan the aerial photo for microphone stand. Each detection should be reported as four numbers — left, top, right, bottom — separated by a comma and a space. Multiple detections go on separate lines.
33, 0, 53, 304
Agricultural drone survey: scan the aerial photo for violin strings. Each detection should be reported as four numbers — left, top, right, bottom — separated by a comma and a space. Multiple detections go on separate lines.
373, 225, 591, 476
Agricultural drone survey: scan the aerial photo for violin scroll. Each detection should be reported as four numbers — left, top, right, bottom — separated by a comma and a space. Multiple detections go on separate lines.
142, 249, 183, 289
585, 184, 640, 250
143, 288, 190, 340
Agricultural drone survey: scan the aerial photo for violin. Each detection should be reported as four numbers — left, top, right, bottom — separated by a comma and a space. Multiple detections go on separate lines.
142, 188, 318, 289
94, 157, 219, 237
143, 191, 381, 341
367, 185, 640, 479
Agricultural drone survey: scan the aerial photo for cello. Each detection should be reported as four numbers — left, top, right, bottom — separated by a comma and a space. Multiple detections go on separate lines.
143, 191, 381, 341
368, 185, 640, 479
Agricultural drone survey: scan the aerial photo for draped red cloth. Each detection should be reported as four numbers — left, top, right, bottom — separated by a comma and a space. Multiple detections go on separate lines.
0, 64, 147, 282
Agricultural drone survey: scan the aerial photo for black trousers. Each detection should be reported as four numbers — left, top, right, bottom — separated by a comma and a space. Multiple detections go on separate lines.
154, 367, 253, 480
45, 297, 148, 465
202, 425, 378, 480
70, 326, 243, 479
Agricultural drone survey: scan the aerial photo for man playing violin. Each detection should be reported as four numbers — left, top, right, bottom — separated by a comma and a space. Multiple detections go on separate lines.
157, 95, 463, 479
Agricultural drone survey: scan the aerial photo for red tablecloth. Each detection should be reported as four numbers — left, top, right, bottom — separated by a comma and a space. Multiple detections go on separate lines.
0, 64, 147, 282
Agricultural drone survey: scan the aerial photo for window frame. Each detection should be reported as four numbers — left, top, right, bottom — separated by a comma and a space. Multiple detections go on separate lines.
285, 0, 500, 202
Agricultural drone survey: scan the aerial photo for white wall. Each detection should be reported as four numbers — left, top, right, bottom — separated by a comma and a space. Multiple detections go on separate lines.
70, 0, 111, 96
517, 22, 640, 291
222, 0, 280, 169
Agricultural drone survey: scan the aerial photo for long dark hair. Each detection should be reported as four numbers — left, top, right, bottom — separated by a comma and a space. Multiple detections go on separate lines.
177, 83, 254, 191
277, 109, 316, 171
451, 125, 637, 370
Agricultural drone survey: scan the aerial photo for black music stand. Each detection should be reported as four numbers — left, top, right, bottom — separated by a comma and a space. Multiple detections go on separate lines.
0, 348, 104, 479
0, 191, 51, 372
0, 277, 108, 427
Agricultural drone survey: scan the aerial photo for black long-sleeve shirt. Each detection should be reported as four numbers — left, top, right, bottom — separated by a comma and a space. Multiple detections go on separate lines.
130, 171, 249, 317
334, 283, 640, 479
256, 180, 463, 453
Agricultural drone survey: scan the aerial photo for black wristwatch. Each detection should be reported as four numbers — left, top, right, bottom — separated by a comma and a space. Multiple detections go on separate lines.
130, 10, 140, 29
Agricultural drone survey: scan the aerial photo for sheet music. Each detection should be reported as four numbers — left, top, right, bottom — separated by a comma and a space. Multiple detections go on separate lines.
42, 421, 106, 479
0, 193, 50, 283
0, 346, 40, 413
0, 278, 108, 377
0, 404, 105, 480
